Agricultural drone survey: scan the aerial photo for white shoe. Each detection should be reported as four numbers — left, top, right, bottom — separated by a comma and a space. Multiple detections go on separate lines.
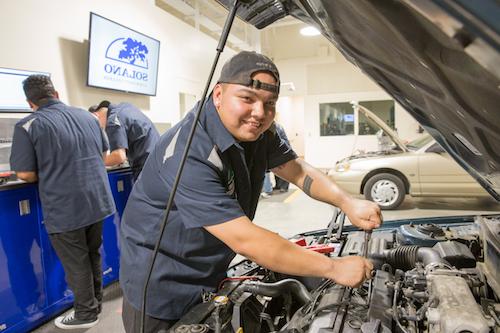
260, 192, 271, 198
54, 310, 99, 329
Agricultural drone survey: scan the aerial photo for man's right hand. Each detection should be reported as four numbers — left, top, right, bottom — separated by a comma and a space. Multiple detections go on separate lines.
329, 256, 373, 288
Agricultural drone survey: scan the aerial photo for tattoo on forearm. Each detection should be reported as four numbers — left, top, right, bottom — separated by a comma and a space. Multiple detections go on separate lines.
303, 175, 313, 196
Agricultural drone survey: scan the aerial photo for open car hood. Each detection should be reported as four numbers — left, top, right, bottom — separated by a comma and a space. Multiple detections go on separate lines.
353, 103, 409, 152
215, 0, 500, 200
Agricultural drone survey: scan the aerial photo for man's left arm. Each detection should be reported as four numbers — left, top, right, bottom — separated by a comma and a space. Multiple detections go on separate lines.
16, 171, 38, 183
10, 121, 39, 183
272, 158, 382, 230
104, 116, 128, 166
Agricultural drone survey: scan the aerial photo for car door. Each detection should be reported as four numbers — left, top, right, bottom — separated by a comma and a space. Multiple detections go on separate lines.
417, 142, 486, 196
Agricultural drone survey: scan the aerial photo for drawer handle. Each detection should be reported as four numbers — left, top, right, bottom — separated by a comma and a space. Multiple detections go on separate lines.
117, 180, 124, 192
19, 199, 30, 216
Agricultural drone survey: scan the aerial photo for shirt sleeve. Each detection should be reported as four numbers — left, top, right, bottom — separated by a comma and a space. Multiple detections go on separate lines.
10, 121, 37, 172
179, 160, 244, 229
106, 114, 128, 151
266, 126, 297, 169
157, 136, 245, 230
101, 128, 110, 152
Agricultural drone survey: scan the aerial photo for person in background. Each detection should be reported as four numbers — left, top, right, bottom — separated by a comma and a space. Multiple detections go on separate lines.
89, 101, 160, 180
273, 123, 291, 192
261, 123, 290, 197
119, 51, 382, 332
261, 171, 273, 198
10, 75, 115, 329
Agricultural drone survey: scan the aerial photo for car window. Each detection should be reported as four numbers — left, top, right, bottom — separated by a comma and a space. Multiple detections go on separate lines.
406, 134, 433, 150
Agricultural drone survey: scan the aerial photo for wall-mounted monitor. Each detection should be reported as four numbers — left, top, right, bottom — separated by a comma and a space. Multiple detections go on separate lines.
87, 13, 160, 96
0, 68, 50, 113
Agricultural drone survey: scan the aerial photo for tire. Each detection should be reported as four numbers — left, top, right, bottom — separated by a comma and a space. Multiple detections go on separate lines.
363, 173, 405, 210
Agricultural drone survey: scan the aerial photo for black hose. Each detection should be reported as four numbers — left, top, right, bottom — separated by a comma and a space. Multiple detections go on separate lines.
240, 279, 312, 306
381, 246, 449, 270
416, 247, 447, 267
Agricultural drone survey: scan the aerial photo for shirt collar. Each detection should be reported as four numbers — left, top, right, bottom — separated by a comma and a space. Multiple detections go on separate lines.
201, 95, 238, 153
37, 98, 62, 110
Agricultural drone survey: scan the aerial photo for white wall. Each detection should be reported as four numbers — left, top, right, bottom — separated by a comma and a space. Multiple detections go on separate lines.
0, 0, 235, 125
276, 96, 305, 156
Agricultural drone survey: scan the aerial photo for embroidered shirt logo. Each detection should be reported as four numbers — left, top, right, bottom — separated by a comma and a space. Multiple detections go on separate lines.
225, 168, 235, 197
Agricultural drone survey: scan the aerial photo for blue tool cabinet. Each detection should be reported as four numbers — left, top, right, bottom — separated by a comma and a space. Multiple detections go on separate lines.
0, 168, 133, 333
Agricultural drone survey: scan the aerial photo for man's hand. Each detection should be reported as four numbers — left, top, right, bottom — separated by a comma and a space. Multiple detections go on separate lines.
16, 171, 38, 183
342, 197, 382, 231
104, 148, 127, 166
328, 256, 373, 288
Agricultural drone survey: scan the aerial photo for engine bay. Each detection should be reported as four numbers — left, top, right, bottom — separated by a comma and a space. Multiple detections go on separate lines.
171, 214, 500, 333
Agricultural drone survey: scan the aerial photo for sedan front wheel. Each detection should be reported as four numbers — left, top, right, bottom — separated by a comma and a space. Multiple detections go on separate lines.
364, 173, 405, 210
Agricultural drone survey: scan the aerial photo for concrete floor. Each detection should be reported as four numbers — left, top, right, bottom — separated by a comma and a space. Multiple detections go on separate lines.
32, 187, 500, 332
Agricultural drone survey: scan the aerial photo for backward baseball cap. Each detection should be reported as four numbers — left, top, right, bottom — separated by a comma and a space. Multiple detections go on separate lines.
217, 51, 280, 94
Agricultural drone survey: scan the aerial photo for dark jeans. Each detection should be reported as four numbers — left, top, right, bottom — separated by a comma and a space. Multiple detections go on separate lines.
49, 221, 103, 321
122, 297, 177, 333
275, 175, 289, 191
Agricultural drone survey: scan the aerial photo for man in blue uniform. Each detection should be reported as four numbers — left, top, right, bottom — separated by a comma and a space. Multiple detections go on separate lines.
89, 101, 160, 180
119, 51, 382, 332
10, 75, 115, 329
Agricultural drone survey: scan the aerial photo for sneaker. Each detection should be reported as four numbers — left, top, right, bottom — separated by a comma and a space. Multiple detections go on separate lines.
260, 192, 271, 198
54, 311, 99, 329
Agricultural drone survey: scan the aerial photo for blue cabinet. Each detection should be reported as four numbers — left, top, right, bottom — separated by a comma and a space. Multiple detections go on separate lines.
102, 171, 133, 285
0, 186, 44, 333
0, 169, 133, 333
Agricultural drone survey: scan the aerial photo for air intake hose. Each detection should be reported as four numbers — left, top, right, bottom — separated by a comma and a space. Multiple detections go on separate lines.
382, 245, 449, 270
239, 279, 312, 305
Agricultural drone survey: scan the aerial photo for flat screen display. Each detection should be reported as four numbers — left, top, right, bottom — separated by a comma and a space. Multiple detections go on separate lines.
0, 68, 50, 112
343, 114, 354, 122
87, 13, 160, 96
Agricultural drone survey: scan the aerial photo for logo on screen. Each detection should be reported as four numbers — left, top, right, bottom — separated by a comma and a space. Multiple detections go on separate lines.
106, 38, 149, 69
103, 37, 149, 82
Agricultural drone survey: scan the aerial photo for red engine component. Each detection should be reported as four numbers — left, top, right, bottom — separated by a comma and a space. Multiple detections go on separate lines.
292, 238, 335, 254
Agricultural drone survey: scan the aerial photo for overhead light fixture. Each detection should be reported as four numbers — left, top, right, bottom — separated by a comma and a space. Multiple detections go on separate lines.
300, 26, 320, 36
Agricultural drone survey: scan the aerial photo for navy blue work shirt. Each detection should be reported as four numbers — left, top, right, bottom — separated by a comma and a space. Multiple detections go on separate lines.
105, 103, 160, 178
10, 99, 116, 233
119, 97, 297, 320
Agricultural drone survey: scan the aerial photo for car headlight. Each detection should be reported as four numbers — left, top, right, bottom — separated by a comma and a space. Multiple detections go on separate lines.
334, 161, 350, 172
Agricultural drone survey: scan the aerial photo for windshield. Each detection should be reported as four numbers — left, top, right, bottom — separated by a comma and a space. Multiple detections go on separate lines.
406, 134, 433, 151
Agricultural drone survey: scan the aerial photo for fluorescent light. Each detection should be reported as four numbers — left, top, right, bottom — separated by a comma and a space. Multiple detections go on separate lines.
300, 26, 320, 36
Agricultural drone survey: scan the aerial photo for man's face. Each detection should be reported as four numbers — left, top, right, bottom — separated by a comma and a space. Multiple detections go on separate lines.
213, 72, 278, 142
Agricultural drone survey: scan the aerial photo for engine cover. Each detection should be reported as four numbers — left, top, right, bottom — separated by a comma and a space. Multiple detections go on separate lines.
426, 274, 490, 333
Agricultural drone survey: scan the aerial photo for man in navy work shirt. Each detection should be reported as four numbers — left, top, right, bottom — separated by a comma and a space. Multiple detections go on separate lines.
119, 51, 383, 332
10, 75, 115, 330
89, 101, 160, 180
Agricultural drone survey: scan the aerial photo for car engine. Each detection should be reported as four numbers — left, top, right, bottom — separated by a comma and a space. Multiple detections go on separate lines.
170, 214, 500, 333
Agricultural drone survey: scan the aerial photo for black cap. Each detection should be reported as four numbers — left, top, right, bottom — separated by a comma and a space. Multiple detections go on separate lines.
89, 100, 111, 113
217, 51, 280, 94
96, 100, 111, 109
